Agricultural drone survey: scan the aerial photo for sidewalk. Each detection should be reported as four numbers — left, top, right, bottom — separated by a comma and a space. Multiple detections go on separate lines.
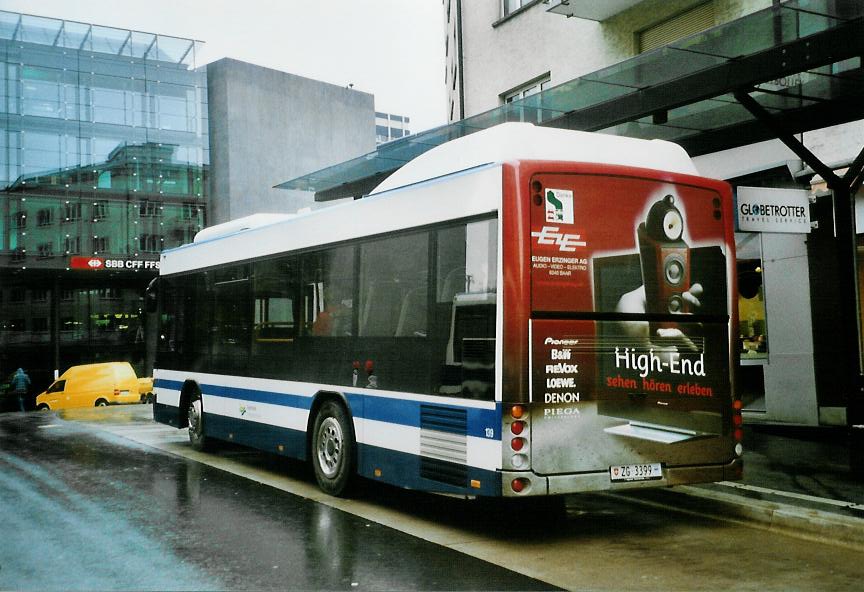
651, 424, 864, 549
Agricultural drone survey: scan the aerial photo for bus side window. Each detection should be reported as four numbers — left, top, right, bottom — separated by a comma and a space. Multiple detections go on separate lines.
434, 219, 498, 400
301, 247, 355, 337
250, 256, 299, 379
359, 232, 428, 337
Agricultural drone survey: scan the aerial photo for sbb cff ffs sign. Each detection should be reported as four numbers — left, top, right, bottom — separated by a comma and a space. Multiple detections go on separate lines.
70, 256, 160, 271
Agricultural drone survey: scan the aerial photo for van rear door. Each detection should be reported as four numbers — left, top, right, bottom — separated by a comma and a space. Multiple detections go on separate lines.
527, 171, 735, 477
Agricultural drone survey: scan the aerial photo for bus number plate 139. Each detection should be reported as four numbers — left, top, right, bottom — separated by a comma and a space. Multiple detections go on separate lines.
609, 463, 663, 482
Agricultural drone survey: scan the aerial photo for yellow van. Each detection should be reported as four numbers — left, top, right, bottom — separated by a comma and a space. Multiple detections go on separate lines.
35, 362, 146, 410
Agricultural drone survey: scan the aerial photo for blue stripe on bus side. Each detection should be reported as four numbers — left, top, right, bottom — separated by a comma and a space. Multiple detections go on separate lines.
199, 411, 501, 496
154, 377, 502, 440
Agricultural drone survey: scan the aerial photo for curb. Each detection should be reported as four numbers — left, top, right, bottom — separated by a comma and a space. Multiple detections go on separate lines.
611, 485, 864, 550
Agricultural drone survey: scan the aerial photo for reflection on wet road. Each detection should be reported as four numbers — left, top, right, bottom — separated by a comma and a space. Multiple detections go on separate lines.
3, 406, 864, 591
0, 410, 553, 591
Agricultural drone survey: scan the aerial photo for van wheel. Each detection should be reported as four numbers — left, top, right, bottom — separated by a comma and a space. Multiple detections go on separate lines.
95, 399, 108, 407
311, 400, 355, 496
187, 391, 210, 451
37, 404, 50, 411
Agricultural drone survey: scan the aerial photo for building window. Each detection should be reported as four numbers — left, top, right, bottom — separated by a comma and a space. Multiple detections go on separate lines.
32, 289, 49, 302
638, 2, 716, 53
61, 289, 75, 301
139, 200, 162, 217
37, 243, 54, 259
37, 208, 53, 227
14, 211, 27, 229
11, 248, 26, 262
92, 201, 109, 221
181, 202, 201, 220
64, 236, 81, 255
139, 234, 163, 253
93, 236, 109, 253
10, 288, 26, 303
502, 75, 551, 104
32, 318, 49, 333
503, 0, 535, 17
63, 202, 82, 223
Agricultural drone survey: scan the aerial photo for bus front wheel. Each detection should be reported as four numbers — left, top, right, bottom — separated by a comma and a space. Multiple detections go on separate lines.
311, 400, 355, 496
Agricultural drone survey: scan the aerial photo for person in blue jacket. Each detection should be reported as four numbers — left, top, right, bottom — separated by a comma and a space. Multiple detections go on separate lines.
9, 368, 31, 412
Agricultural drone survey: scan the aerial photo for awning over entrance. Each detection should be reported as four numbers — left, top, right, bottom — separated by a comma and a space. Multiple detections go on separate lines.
277, 0, 864, 201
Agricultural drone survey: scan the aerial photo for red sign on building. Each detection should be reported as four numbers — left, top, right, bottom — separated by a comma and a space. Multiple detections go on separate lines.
70, 256, 105, 270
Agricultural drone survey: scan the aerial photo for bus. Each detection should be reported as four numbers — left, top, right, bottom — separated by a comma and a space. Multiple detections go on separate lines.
152, 122, 742, 498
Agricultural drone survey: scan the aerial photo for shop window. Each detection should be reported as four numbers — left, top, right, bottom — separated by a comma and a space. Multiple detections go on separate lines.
738, 259, 768, 359
98, 287, 120, 300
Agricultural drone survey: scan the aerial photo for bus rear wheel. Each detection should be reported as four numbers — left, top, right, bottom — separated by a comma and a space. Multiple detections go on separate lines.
311, 400, 355, 496
187, 391, 210, 451
95, 399, 108, 407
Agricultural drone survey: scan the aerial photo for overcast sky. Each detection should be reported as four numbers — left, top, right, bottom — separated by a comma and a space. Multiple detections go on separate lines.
0, 0, 447, 133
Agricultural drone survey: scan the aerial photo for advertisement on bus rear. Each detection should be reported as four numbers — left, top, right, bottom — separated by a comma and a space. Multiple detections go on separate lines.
528, 173, 732, 474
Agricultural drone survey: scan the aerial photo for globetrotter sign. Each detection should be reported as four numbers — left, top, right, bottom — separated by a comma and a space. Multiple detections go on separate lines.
70, 256, 160, 271
736, 187, 811, 233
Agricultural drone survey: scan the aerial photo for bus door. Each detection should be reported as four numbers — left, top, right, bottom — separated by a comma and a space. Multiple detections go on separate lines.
527, 171, 735, 478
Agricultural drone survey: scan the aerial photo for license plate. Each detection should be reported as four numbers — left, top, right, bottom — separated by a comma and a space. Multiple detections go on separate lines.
609, 463, 663, 482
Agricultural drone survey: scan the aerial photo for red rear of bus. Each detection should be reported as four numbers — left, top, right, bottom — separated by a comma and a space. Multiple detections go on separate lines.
500, 161, 740, 495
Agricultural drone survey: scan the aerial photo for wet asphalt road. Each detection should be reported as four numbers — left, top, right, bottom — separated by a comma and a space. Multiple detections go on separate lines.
4, 406, 864, 591
0, 410, 554, 591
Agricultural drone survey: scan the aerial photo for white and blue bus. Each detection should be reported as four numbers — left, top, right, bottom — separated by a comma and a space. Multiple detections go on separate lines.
153, 123, 742, 498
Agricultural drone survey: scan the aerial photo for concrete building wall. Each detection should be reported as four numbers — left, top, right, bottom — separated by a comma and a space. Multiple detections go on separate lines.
446, 0, 770, 121
207, 58, 376, 224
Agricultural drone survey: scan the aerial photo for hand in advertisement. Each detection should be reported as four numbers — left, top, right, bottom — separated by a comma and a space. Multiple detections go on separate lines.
613, 283, 704, 354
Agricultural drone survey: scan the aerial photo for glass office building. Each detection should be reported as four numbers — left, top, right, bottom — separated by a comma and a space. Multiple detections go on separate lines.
0, 11, 208, 397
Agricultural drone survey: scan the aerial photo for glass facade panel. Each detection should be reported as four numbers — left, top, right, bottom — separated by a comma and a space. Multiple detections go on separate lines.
0, 10, 208, 392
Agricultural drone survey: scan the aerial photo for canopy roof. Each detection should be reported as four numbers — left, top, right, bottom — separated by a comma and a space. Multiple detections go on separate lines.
277, 0, 864, 201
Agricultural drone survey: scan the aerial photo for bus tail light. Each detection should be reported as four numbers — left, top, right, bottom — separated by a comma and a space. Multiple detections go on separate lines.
511, 478, 530, 493
732, 398, 744, 450
506, 405, 531, 471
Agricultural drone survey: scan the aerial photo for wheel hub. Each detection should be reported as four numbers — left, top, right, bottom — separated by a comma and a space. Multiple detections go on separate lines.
317, 417, 343, 478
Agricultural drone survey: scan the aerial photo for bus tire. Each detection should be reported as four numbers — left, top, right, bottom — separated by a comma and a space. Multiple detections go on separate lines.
37, 403, 50, 411
187, 390, 210, 451
311, 400, 355, 496
95, 399, 108, 407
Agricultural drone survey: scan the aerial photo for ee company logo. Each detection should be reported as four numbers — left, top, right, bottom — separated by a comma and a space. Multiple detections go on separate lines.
531, 226, 586, 252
